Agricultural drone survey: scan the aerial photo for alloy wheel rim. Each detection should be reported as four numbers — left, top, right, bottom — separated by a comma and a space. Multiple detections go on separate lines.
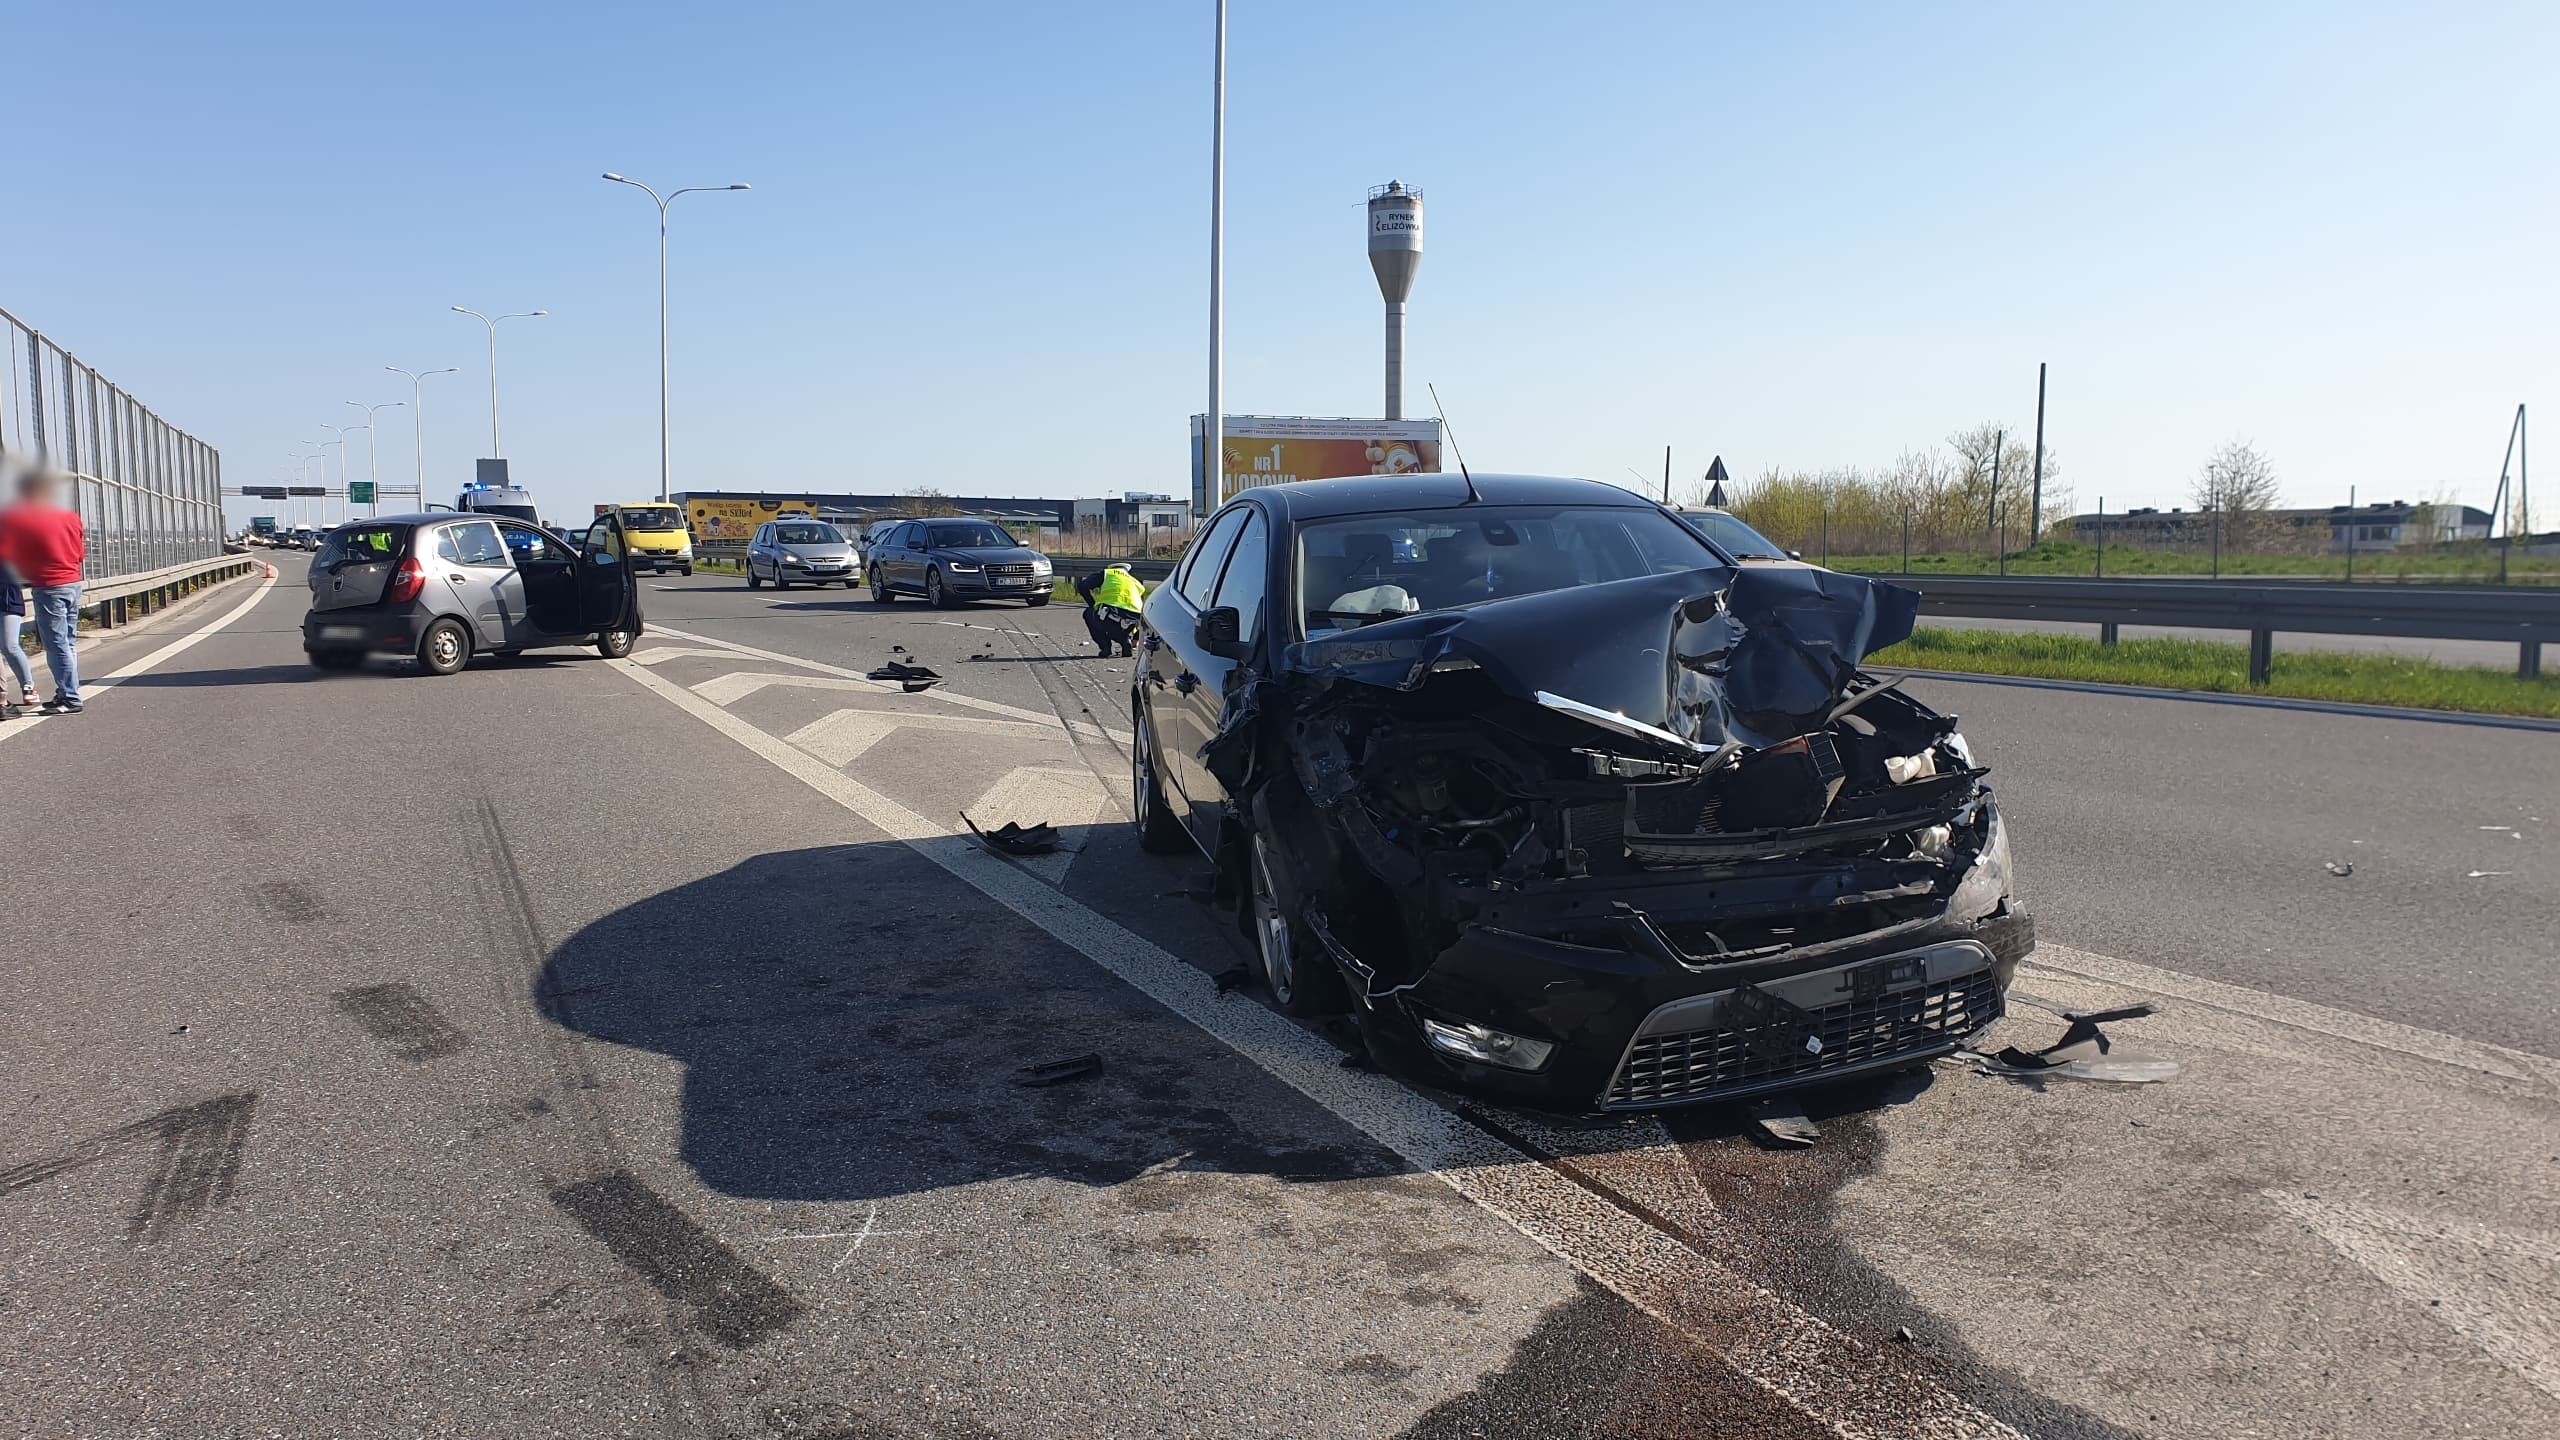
1132, 715, 1153, 817
1252, 838, 1294, 999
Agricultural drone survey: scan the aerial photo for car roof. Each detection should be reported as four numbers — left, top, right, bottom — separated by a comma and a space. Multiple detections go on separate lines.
1240, 473, 1662, 523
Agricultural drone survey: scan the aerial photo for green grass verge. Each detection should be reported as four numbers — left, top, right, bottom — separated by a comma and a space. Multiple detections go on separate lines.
1823, 541, 2560, 585
1871, 626, 2560, 719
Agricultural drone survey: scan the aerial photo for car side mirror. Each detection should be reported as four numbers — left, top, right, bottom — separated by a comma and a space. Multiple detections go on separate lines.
1787, 550, 1804, 561
1196, 606, 1248, 660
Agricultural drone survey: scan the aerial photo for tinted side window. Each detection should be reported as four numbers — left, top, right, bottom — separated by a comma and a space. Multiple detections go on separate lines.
1178, 507, 1250, 609
1210, 507, 1270, 643
449, 520, 509, 566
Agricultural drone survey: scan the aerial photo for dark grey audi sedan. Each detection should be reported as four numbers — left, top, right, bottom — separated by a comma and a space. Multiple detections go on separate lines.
863, 518, 1055, 608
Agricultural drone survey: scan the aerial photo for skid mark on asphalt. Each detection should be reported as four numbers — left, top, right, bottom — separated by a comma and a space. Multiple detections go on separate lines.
2, 1093, 260, 1243
246, 877, 326, 924
333, 981, 472, 1061
610, 655, 2027, 1440
550, 1170, 805, 1348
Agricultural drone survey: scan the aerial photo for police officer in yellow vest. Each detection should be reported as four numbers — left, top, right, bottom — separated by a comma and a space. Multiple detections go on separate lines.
1073, 562, 1146, 658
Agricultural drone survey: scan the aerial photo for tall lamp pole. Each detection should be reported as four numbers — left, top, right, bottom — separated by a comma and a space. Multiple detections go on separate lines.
345, 400, 404, 515
449, 306, 546, 460
387, 366, 458, 507
320, 425, 355, 527
1206, 0, 1227, 514
602, 172, 751, 503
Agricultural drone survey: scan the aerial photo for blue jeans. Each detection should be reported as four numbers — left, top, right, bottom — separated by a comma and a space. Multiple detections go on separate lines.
31, 584, 79, 704
1, 612, 33, 700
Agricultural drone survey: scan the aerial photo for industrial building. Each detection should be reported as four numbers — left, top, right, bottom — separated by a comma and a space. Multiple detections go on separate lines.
670, 490, 1194, 550
2070, 500, 2495, 552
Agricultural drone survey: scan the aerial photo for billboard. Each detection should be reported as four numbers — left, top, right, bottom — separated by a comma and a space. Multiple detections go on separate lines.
686, 496, 816, 542
1188, 415, 1442, 511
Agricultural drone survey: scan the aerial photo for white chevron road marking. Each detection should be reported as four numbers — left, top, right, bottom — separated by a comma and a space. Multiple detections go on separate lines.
962, 765, 1113, 886
782, 707, 1059, 768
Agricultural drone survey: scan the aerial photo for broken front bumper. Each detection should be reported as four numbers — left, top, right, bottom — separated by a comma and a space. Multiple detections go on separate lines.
1395, 908, 2031, 1112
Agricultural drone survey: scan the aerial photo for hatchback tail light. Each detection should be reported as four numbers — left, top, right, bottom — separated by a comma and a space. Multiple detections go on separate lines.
388, 555, 427, 604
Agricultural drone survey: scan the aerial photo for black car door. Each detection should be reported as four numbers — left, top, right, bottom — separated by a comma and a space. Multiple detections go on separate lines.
576, 511, 642, 634
1144, 504, 1253, 848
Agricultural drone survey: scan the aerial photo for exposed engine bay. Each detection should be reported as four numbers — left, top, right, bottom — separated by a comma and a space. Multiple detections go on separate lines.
1209, 563, 2032, 1111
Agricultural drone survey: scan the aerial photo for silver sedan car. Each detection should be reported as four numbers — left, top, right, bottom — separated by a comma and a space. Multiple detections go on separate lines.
745, 518, 860, 589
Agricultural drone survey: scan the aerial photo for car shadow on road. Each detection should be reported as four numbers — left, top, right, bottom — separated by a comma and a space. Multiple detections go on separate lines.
535, 843, 1409, 1205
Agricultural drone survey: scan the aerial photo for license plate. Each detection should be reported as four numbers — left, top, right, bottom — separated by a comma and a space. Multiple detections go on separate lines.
1001, 576, 1032, 586
318, 625, 365, 641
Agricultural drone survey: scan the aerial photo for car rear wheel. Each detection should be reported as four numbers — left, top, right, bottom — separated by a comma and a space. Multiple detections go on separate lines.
1248, 829, 1345, 1016
308, 648, 363, 672
1131, 708, 1189, 855
417, 618, 471, 676
869, 566, 896, 602
596, 627, 634, 659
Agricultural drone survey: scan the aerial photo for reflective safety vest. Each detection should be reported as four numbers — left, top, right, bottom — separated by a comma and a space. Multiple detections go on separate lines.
1094, 567, 1146, 613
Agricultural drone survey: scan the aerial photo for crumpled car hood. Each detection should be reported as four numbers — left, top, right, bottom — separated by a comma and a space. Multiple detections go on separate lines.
1280, 565, 1920, 749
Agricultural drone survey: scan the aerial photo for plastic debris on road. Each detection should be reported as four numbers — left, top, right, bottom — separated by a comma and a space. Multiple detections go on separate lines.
1964, 1001, 2181, 1084
1013, 1053, 1102, 1087
962, 813, 1062, 857
1746, 1096, 1823, 1147
2325, 860, 2354, 877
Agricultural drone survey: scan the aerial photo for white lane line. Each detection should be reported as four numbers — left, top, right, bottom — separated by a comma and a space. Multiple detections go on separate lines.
2025, 944, 2558, 1090
0, 565, 279, 748
645, 621, 1129, 742
628, 646, 763, 666
611, 655, 2021, 1440
2267, 1188, 2560, 1403
693, 671, 890, 706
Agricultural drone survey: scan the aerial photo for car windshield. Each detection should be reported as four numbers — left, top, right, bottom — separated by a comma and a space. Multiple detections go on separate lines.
1296, 505, 1719, 637
1679, 510, 1789, 560
928, 522, 1016, 548
622, 506, 684, 532
773, 522, 842, 545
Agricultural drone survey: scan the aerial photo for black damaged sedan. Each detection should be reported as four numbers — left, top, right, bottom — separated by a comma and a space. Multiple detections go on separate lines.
1131, 473, 2032, 1113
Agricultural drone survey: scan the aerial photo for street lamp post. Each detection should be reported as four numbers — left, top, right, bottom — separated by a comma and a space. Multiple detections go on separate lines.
386, 366, 459, 508
345, 400, 405, 515
602, 172, 751, 503
450, 306, 546, 460
316, 433, 348, 528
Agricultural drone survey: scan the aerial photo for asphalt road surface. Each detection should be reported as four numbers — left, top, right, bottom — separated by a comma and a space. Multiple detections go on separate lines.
1, 559, 2552, 1440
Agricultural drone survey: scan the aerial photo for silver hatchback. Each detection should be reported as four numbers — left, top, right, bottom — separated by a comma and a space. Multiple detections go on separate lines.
302, 512, 643, 675
745, 518, 859, 589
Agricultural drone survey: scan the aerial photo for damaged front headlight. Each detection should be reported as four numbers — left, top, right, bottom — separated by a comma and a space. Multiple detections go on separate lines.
1947, 809, 2012, 922
1420, 1018, 1556, 1072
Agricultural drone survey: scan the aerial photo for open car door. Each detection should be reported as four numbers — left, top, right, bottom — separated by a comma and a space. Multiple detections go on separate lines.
577, 511, 644, 646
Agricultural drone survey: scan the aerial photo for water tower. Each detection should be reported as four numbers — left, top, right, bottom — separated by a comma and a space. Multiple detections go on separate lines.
1367, 182, 1424, 419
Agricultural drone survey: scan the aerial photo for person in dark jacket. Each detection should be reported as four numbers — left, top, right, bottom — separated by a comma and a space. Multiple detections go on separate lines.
0, 561, 33, 717
1073, 563, 1145, 658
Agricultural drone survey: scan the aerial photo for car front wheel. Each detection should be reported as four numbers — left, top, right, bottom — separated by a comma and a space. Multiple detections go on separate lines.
927, 569, 955, 608
1247, 829, 1345, 1016
596, 627, 635, 659
746, 562, 764, 590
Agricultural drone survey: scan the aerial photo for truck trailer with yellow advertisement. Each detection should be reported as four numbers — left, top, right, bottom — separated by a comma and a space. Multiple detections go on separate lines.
613, 503, 696, 575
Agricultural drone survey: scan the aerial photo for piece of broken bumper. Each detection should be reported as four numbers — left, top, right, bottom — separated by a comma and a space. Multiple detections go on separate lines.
1377, 905, 2032, 1112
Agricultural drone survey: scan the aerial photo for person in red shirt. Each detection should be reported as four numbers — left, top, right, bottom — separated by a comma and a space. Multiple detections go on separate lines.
0, 469, 88, 712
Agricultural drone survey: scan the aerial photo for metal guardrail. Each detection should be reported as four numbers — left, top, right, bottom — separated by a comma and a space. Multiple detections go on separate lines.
1890, 574, 2560, 680
1, 304, 225, 585
83, 553, 265, 629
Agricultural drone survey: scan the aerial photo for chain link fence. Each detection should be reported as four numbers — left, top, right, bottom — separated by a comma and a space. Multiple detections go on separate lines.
1, 304, 223, 582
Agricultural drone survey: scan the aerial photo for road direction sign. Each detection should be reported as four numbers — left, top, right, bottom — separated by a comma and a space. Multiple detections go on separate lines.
287, 486, 325, 497
242, 485, 289, 499
348, 481, 376, 505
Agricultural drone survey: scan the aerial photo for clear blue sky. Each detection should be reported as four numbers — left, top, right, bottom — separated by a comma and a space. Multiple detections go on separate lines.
4, 1, 2551, 528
